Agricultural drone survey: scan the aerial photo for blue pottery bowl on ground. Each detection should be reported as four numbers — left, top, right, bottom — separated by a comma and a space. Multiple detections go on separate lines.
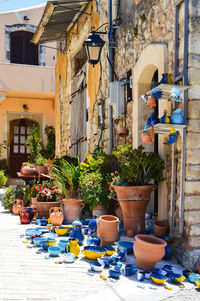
97, 257, 112, 268
118, 241, 133, 254
109, 267, 121, 279
33, 237, 47, 247
169, 273, 186, 284
58, 239, 69, 252
40, 218, 48, 226
40, 240, 56, 251
89, 261, 104, 272
48, 246, 61, 257
182, 269, 193, 278
25, 228, 42, 237
188, 273, 200, 283
104, 246, 116, 256
43, 232, 58, 240
82, 246, 106, 260
151, 273, 168, 285
35, 227, 49, 234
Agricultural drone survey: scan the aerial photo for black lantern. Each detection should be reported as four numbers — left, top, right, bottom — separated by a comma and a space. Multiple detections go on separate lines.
84, 33, 105, 67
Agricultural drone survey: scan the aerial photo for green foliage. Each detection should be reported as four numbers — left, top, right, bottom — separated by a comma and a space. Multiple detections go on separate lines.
139, 13, 146, 22
111, 144, 165, 186
0, 170, 7, 188
79, 171, 109, 211
133, 25, 138, 38
0, 159, 10, 175
36, 156, 47, 166
54, 155, 78, 168
2, 185, 25, 211
40, 126, 55, 160
51, 157, 82, 199
25, 124, 42, 163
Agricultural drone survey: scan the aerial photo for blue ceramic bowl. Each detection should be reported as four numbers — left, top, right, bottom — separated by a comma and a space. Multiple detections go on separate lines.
151, 268, 167, 276
25, 228, 42, 237
82, 246, 106, 260
87, 235, 100, 247
188, 273, 200, 283
33, 237, 47, 247
40, 239, 56, 251
97, 257, 112, 268
35, 227, 49, 234
58, 239, 69, 252
182, 269, 193, 278
110, 254, 122, 264
104, 246, 116, 256
48, 246, 61, 257
43, 232, 58, 240
89, 261, 104, 272
109, 267, 121, 279
169, 273, 186, 284
118, 241, 133, 254
151, 273, 168, 285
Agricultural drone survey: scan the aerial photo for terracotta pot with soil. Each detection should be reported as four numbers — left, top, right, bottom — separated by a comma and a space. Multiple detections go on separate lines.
112, 185, 156, 235
92, 202, 108, 218
154, 220, 169, 237
13, 199, 24, 215
97, 215, 120, 246
31, 197, 38, 207
21, 163, 38, 176
49, 207, 64, 226
133, 234, 167, 270
36, 164, 49, 175
62, 199, 85, 224
37, 201, 61, 218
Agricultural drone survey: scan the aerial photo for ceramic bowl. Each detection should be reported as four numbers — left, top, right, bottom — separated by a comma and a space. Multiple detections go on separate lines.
182, 269, 193, 278
89, 261, 104, 272
55, 226, 70, 236
58, 239, 69, 252
43, 232, 58, 240
151, 273, 168, 285
63, 252, 75, 263
35, 227, 49, 234
104, 246, 116, 256
151, 268, 167, 276
48, 246, 61, 257
25, 228, 42, 237
87, 235, 100, 247
188, 273, 200, 283
33, 237, 47, 247
118, 241, 133, 254
40, 239, 56, 251
82, 246, 106, 260
97, 257, 112, 268
169, 273, 186, 284
109, 267, 121, 279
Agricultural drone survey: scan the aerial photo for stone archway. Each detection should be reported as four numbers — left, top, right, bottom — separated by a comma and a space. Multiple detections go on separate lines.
132, 43, 169, 219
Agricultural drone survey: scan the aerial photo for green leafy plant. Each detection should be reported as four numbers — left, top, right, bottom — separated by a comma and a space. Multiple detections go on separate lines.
36, 156, 47, 166
111, 144, 165, 186
25, 124, 42, 163
79, 171, 109, 211
2, 185, 25, 211
0, 159, 10, 175
0, 170, 7, 188
40, 126, 55, 160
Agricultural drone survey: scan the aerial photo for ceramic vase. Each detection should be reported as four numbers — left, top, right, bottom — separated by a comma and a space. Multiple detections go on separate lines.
133, 234, 167, 270
65, 238, 80, 258
154, 220, 169, 237
70, 219, 84, 245
19, 207, 37, 224
36, 201, 61, 218
49, 207, 64, 226
170, 108, 184, 125
62, 199, 85, 224
92, 202, 108, 218
97, 215, 120, 246
13, 199, 24, 215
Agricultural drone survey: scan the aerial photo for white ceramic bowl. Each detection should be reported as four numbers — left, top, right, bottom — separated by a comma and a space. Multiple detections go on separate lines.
89, 261, 104, 272
63, 253, 75, 263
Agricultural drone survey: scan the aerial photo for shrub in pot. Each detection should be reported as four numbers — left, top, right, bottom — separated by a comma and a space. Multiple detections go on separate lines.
2, 184, 26, 212
36, 156, 48, 175
110, 144, 165, 235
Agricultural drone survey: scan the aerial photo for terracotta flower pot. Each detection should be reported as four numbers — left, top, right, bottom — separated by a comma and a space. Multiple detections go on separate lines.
154, 220, 169, 237
13, 199, 24, 215
36, 201, 61, 218
36, 164, 49, 175
119, 127, 129, 138
141, 132, 152, 144
133, 234, 167, 270
112, 185, 156, 235
49, 207, 64, 226
31, 197, 38, 207
92, 202, 108, 218
62, 199, 85, 224
97, 215, 120, 246
21, 163, 38, 175
135, 0, 141, 5
147, 95, 156, 107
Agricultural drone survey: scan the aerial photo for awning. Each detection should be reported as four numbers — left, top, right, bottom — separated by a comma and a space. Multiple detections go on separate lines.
32, 0, 90, 44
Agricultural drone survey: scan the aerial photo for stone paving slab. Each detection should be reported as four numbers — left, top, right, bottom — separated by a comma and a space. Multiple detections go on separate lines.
0, 194, 200, 301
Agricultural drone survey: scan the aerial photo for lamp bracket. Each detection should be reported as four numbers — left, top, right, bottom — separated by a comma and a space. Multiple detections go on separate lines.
91, 23, 109, 35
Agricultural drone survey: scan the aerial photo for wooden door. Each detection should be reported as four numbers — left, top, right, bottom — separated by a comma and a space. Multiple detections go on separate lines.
70, 66, 87, 161
10, 119, 36, 177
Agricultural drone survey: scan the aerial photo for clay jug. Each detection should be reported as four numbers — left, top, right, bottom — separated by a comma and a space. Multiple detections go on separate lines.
119, 127, 128, 138
97, 215, 120, 246
20, 207, 37, 224
65, 238, 80, 258
13, 199, 24, 215
154, 220, 169, 237
49, 207, 64, 226
62, 199, 85, 224
92, 202, 108, 218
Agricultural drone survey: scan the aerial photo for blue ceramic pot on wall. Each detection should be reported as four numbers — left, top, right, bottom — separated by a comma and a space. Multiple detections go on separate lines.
170, 109, 184, 125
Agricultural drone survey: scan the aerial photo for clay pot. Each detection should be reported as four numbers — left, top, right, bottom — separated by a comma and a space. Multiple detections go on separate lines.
147, 95, 156, 107
119, 127, 129, 138
13, 199, 24, 215
135, 0, 141, 5
49, 207, 64, 226
97, 215, 120, 246
154, 220, 169, 237
21, 163, 38, 175
112, 185, 156, 234
141, 132, 152, 144
62, 199, 85, 224
115, 202, 123, 221
36, 164, 49, 175
19, 207, 38, 224
36, 201, 61, 218
31, 198, 38, 207
92, 202, 108, 218
133, 234, 167, 270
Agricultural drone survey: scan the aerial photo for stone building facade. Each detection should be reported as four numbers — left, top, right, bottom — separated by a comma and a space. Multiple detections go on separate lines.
34, 0, 200, 269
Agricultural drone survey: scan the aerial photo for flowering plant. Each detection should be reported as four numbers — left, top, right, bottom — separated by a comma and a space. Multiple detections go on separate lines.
30, 181, 60, 202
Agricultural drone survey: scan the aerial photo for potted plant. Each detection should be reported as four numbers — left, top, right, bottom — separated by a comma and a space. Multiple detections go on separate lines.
110, 144, 165, 235
20, 162, 38, 176
51, 158, 84, 224
35, 156, 48, 175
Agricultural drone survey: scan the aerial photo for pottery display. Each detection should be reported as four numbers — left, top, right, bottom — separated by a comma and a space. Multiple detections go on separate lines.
20, 207, 37, 224
37, 201, 61, 218
55, 226, 70, 236
49, 207, 64, 226
118, 241, 133, 254
119, 127, 129, 138
170, 108, 184, 125
133, 234, 167, 270
40, 217, 48, 226
92, 202, 108, 218
170, 88, 183, 102
89, 261, 104, 272
63, 252, 75, 263
112, 185, 156, 234
160, 110, 170, 124
70, 219, 84, 245
109, 267, 121, 279
25, 228, 42, 238
62, 199, 85, 224
164, 126, 178, 145
87, 235, 100, 247
13, 199, 24, 215
81, 246, 106, 260
151, 273, 168, 285
48, 246, 61, 257
40, 240, 56, 251
154, 220, 169, 237
66, 238, 80, 258
97, 215, 120, 246
88, 217, 97, 234
151, 88, 163, 100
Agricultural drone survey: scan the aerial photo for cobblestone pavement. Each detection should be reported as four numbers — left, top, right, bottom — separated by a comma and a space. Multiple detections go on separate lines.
0, 191, 199, 301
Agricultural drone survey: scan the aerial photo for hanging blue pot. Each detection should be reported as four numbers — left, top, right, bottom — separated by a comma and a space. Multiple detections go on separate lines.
170, 109, 184, 125
160, 73, 169, 84
88, 217, 97, 234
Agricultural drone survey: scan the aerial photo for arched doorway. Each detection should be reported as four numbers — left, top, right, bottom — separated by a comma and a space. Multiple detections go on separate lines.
9, 118, 37, 177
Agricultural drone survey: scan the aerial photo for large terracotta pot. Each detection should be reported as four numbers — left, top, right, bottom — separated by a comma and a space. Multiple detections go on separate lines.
13, 199, 24, 215
62, 199, 85, 224
36, 164, 49, 175
21, 163, 38, 175
31, 198, 38, 207
36, 201, 61, 218
97, 215, 120, 246
154, 220, 169, 237
133, 234, 167, 270
112, 185, 156, 235
49, 207, 64, 226
92, 202, 108, 218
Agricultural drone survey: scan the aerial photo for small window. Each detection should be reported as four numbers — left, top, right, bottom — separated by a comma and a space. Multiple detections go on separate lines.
10, 31, 38, 65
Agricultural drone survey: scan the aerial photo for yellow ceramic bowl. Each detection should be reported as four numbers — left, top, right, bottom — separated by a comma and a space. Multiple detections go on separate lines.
55, 226, 70, 236
151, 276, 168, 285
82, 246, 106, 260
105, 247, 116, 256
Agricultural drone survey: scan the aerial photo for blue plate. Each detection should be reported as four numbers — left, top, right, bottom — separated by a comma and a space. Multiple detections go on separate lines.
118, 241, 133, 254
